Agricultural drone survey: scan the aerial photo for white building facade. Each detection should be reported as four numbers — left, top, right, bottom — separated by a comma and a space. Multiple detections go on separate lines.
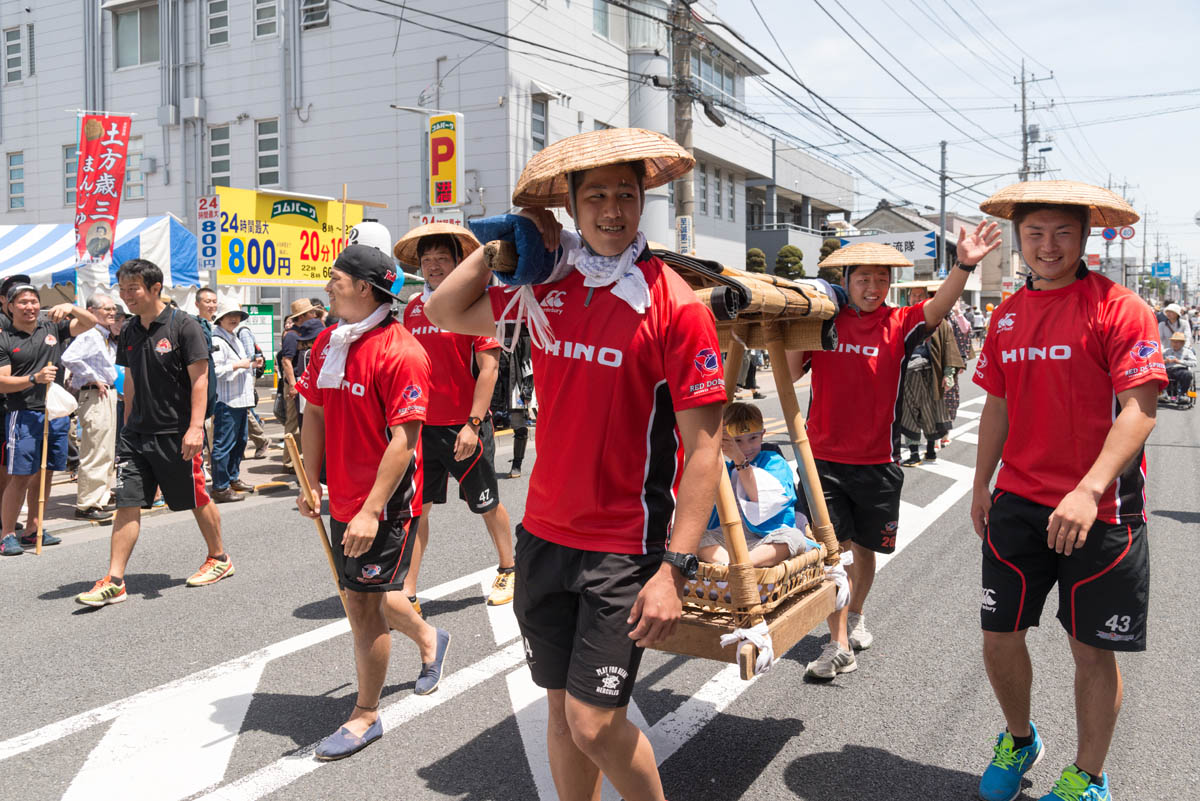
0, 0, 854, 312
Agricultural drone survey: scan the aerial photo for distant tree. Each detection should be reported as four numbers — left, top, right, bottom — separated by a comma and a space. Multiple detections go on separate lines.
818, 237, 845, 284
746, 248, 767, 274
820, 237, 842, 261
775, 245, 804, 279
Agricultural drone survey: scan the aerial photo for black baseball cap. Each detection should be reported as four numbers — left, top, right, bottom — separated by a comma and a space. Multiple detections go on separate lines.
0, 273, 32, 298
333, 244, 405, 301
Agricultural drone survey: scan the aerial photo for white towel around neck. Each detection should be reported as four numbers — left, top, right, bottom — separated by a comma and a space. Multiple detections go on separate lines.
316, 302, 392, 389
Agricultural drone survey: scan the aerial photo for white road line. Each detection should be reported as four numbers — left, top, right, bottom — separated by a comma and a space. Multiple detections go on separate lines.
959, 395, 986, 407
877, 458, 974, 571
955, 409, 981, 419
0, 565, 495, 763
949, 418, 981, 439
507, 669, 559, 801
481, 573, 522, 646
199, 643, 526, 801
62, 662, 268, 801
957, 431, 979, 444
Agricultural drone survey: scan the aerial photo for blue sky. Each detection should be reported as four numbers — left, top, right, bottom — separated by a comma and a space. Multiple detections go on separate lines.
711, 0, 1199, 268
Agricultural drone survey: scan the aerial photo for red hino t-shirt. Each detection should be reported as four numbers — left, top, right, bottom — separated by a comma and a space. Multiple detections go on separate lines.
488, 257, 726, 555
296, 318, 430, 522
802, 301, 930, 465
403, 294, 500, 426
973, 272, 1166, 524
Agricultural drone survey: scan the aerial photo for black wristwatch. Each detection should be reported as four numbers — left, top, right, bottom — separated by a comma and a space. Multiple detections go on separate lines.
957, 261, 978, 273
468, 415, 483, 429
662, 551, 699, 579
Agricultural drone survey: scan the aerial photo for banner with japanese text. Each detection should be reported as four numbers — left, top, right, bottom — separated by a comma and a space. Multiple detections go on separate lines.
74, 115, 132, 284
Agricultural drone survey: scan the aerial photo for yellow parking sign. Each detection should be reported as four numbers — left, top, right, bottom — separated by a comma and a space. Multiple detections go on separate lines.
428, 113, 465, 208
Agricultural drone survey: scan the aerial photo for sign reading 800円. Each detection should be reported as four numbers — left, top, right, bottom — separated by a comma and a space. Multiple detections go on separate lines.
215, 186, 364, 287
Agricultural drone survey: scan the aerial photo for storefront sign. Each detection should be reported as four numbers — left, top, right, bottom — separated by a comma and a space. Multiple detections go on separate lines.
428, 113, 465, 208
215, 187, 364, 287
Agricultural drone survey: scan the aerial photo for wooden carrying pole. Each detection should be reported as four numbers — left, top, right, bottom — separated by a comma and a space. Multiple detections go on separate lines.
284, 434, 349, 617
35, 400, 50, 556
761, 322, 839, 564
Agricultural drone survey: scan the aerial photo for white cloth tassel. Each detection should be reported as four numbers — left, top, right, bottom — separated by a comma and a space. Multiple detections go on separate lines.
495, 284, 557, 353
826, 563, 850, 610
720, 621, 776, 676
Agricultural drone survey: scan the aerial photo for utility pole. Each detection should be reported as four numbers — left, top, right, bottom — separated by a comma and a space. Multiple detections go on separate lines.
1014, 59, 1053, 181
939, 140, 948, 277
671, 0, 695, 253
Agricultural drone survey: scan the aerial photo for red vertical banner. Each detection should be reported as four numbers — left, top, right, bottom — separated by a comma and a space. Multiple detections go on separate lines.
74, 115, 132, 272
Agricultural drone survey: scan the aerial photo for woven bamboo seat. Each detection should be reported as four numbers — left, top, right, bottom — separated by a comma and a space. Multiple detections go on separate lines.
682, 545, 827, 617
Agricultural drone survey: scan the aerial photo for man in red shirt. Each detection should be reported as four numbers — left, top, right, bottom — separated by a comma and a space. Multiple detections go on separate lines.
788, 229, 1000, 680
395, 223, 516, 608
425, 129, 723, 801
971, 183, 1161, 801
295, 244, 449, 761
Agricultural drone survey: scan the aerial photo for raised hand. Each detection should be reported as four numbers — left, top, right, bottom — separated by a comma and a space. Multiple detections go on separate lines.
957, 221, 1003, 266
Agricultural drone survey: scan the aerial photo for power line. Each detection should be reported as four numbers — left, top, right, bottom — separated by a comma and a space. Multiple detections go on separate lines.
962, 0, 1052, 73
879, 0, 1011, 99
810, 0, 1021, 160
905, 0, 1012, 86
746, 0, 832, 123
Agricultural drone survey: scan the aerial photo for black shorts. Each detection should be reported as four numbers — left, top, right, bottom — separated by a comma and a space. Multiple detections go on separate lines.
816, 458, 904, 553
329, 513, 420, 594
514, 525, 660, 708
982, 491, 1149, 652
421, 422, 500, 513
114, 430, 212, 511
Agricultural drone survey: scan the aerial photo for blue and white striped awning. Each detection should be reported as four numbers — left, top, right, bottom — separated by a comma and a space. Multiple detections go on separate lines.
0, 215, 200, 288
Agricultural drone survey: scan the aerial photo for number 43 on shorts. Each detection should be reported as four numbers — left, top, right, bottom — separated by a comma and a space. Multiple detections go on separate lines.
1104, 614, 1132, 633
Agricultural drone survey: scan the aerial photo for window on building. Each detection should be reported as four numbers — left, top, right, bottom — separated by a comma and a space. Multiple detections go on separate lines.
207, 0, 229, 46
668, 178, 674, 209
25, 24, 34, 76
210, 125, 231, 188
64, 145, 77, 206
714, 167, 722, 218
728, 175, 735, 221
301, 0, 330, 29
697, 163, 707, 215
125, 137, 145, 200
8, 152, 24, 210
114, 5, 160, 68
256, 119, 279, 186
531, 98, 547, 152
4, 27, 21, 83
691, 49, 738, 105
254, 0, 278, 38
593, 0, 609, 37
594, 120, 614, 131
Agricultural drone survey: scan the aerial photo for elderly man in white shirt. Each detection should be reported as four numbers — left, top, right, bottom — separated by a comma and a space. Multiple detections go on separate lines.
61, 293, 119, 522
210, 298, 257, 503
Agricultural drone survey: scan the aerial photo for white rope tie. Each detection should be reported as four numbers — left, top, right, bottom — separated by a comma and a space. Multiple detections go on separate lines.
720, 621, 776, 676
494, 285, 557, 353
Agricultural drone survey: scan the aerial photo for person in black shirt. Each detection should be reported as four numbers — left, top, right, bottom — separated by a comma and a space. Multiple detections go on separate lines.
0, 284, 97, 555
76, 259, 234, 606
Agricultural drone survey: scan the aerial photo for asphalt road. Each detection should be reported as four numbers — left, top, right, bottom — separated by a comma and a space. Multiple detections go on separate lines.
2, 367, 1197, 801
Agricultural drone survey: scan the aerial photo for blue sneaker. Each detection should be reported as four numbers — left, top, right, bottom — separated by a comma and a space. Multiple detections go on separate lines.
415, 628, 451, 695
980, 723, 1044, 801
1039, 765, 1111, 801
0, 533, 23, 556
20, 530, 61, 547
314, 717, 382, 761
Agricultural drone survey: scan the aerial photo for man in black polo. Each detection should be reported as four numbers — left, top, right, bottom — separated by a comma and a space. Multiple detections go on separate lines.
0, 284, 97, 555
76, 259, 234, 607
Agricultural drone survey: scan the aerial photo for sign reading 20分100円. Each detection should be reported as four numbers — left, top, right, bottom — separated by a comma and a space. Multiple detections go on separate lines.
214, 186, 364, 287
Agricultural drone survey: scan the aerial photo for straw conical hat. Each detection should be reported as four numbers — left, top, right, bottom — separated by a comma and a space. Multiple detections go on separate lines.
393, 222, 481, 267
980, 181, 1139, 227
818, 242, 913, 269
513, 128, 695, 208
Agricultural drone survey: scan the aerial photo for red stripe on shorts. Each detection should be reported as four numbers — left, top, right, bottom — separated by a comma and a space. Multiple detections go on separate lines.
986, 528, 1027, 633
191, 453, 212, 507
1069, 524, 1132, 640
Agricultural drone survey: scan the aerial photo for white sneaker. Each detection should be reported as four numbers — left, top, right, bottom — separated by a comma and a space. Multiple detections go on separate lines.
848, 611, 874, 650
804, 641, 857, 680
